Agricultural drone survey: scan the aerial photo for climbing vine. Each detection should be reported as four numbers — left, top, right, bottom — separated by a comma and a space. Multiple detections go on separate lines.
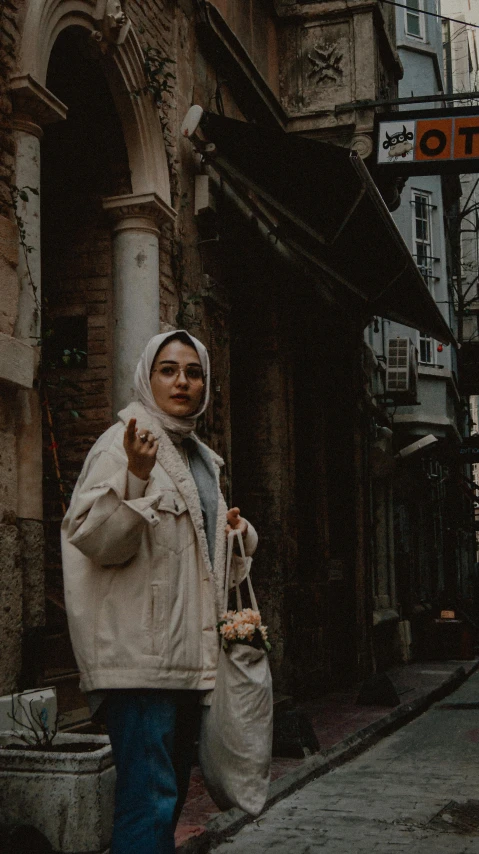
10, 184, 40, 325
134, 41, 205, 329
134, 45, 175, 102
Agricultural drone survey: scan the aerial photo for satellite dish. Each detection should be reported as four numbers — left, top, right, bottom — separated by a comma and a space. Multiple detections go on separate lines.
181, 105, 204, 139
395, 434, 438, 459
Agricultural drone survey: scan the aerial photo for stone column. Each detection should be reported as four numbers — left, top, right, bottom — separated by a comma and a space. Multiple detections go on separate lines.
103, 193, 166, 413
9, 76, 66, 687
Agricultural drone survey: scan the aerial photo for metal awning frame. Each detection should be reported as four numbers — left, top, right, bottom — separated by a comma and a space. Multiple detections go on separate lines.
187, 110, 457, 347
201, 153, 376, 302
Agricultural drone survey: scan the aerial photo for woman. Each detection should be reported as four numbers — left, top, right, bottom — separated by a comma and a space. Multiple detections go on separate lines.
62, 330, 257, 854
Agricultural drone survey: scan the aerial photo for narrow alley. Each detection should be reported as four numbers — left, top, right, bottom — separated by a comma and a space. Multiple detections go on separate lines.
212, 670, 479, 854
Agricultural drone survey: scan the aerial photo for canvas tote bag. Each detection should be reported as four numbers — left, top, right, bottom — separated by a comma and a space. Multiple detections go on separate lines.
198, 529, 273, 816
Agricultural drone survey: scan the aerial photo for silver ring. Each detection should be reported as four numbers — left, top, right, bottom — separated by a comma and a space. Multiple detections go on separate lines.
139, 433, 148, 443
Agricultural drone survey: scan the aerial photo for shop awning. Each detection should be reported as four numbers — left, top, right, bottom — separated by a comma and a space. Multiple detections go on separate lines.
188, 111, 456, 346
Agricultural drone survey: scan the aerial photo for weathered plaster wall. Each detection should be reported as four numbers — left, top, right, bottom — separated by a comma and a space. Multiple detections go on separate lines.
0, 0, 24, 694
208, 0, 280, 95
0, 502, 22, 694
0, 0, 17, 216
0, 0, 19, 337
0, 377, 23, 694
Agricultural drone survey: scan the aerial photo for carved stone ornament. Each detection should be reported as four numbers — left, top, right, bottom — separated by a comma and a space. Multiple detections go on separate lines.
92, 0, 131, 49
307, 43, 343, 85
350, 134, 374, 160
103, 192, 175, 234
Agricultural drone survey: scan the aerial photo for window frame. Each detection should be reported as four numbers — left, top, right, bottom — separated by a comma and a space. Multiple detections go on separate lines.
412, 189, 434, 288
419, 332, 435, 365
404, 0, 425, 41
412, 188, 436, 365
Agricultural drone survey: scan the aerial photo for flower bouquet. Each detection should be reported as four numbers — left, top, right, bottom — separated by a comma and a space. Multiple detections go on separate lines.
217, 607, 271, 653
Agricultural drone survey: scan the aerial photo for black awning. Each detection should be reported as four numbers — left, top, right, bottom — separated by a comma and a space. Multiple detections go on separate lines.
196, 112, 456, 346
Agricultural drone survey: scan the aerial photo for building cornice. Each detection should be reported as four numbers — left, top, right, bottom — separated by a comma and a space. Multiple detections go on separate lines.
199, 0, 401, 133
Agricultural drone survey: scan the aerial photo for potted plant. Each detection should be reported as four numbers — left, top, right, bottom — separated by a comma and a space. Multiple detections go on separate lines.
0, 692, 115, 854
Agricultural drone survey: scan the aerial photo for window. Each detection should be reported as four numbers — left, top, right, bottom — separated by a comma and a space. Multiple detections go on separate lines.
413, 191, 434, 287
405, 0, 424, 40
413, 191, 436, 363
419, 333, 434, 364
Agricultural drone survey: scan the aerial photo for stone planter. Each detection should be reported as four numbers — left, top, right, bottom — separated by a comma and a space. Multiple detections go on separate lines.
0, 732, 115, 853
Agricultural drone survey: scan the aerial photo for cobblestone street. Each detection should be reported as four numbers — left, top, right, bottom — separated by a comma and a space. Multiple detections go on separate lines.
212, 670, 479, 853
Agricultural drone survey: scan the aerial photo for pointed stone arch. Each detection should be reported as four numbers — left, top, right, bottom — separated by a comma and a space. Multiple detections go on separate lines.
16, 0, 173, 211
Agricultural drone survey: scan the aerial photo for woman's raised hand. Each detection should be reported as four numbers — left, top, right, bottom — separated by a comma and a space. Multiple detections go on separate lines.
225, 507, 248, 539
123, 418, 159, 481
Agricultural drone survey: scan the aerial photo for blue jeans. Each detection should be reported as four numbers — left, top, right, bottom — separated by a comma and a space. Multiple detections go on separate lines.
104, 690, 202, 854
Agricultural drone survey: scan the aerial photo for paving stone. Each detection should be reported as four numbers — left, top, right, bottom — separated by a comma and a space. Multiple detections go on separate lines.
211, 670, 479, 854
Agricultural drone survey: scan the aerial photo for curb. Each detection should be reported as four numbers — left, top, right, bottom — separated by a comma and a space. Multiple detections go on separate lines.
178, 660, 479, 853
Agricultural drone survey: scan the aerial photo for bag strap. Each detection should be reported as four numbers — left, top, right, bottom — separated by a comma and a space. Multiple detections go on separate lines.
224, 529, 259, 613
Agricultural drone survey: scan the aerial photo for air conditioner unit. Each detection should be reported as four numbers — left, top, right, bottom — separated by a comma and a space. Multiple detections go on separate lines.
386, 337, 418, 403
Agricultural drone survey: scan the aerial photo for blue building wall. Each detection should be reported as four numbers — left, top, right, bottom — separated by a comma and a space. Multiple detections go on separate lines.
367, 0, 459, 428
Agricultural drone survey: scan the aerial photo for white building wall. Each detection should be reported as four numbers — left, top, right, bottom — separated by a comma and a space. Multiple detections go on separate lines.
367, 0, 458, 437
442, 0, 479, 347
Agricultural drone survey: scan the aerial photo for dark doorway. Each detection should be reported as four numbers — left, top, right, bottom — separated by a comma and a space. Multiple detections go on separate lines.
40, 26, 131, 705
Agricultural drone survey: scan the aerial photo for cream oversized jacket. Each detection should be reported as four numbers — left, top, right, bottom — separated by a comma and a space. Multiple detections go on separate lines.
61, 402, 258, 694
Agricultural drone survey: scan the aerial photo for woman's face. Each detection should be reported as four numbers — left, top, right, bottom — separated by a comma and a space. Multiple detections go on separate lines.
150, 340, 205, 417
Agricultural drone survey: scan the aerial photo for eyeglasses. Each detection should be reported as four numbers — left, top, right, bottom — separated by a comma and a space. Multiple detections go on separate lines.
151, 361, 205, 383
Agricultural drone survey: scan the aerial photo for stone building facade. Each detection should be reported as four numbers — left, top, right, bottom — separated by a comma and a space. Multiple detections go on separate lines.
0, 0, 458, 709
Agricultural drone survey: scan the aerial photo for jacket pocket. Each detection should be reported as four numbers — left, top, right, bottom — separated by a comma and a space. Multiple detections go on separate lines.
151, 581, 169, 659
152, 491, 194, 554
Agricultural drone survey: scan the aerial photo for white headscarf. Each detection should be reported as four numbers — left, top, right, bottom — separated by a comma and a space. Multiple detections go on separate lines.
133, 330, 210, 437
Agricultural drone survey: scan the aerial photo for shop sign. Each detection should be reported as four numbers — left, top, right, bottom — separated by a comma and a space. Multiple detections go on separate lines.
458, 439, 479, 461
377, 108, 479, 175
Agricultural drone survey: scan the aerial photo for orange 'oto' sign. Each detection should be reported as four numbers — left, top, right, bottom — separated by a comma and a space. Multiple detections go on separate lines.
377, 110, 479, 174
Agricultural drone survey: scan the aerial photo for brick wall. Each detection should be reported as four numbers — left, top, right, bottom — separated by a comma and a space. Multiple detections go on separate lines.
127, 0, 235, 468
42, 223, 114, 520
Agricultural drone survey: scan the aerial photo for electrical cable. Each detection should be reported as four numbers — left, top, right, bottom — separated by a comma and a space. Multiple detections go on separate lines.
381, 0, 479, 31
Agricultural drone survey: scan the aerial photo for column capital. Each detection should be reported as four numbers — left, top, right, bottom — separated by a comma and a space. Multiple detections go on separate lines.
103, 192, 176, 235
10, 75, 68, 138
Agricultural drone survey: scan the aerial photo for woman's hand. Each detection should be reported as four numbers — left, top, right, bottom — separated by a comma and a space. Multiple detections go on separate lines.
123, 418, 158, 481
225, 507, 248, 539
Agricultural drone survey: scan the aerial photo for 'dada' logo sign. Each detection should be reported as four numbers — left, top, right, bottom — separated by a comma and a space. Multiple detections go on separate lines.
379, 122, 415, 161
377, 111, 479, 174
378, 121, 416, 163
